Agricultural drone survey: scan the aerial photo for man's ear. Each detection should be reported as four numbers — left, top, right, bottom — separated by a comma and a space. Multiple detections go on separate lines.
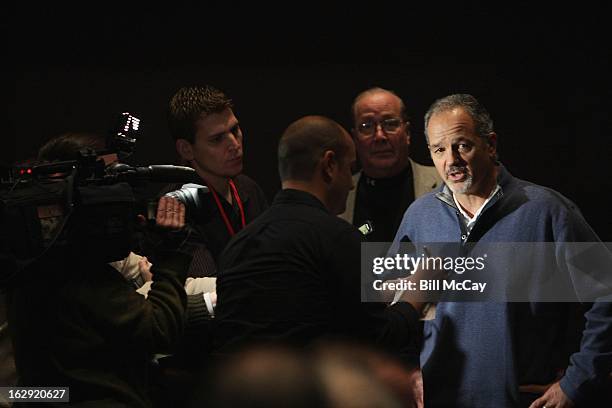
486, 132, 497, 158
321, 150, 336, 183
176, 139, 194, 161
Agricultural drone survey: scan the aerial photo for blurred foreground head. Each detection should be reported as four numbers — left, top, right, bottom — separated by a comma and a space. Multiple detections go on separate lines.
203, 345, 327, 408
196, 341, 419, 408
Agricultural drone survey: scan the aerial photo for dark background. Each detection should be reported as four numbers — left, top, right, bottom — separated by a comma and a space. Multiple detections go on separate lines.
10, 5, 612, 239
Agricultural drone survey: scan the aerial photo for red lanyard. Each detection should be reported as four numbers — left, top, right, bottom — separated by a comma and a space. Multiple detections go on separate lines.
208, 179, 246, 236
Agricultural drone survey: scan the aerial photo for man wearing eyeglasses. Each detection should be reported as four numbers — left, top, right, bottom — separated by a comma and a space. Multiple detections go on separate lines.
340, 87, 441, 242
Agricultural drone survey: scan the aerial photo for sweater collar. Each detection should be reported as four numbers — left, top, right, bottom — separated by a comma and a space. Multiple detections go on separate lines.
435, 163, 509, 211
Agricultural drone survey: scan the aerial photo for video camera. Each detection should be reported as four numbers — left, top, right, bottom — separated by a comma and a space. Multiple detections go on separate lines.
0, 113, 205, 277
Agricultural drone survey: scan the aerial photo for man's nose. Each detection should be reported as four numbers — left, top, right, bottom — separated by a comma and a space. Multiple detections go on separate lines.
373, 123, 388, 142
448, 147, 465, 164
228, 132, 241, 150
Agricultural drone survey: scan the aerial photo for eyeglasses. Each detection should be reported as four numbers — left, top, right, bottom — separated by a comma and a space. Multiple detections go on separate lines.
356, 118, 404, 137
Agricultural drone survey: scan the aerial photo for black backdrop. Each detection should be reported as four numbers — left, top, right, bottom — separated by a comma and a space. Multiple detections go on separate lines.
11, 5, 612, 239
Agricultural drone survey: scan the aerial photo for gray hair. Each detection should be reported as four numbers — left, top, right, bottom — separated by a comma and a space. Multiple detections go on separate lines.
424, 94, 494, 143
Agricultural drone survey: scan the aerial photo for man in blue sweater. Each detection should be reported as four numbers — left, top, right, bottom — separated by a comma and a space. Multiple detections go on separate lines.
391, 94, 611, 407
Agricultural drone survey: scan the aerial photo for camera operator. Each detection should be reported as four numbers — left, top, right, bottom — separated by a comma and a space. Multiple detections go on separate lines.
6, 132, 193, 408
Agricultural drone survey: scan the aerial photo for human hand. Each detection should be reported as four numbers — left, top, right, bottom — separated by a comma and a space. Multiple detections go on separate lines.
138, 256, 153, 282
526, 381, 574, 408
398, 246, 445, 314
404, 367, 424, 408
156, 196, 185, 230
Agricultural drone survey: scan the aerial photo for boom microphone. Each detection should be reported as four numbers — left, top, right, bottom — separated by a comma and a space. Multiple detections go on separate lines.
108, 164, 199, 183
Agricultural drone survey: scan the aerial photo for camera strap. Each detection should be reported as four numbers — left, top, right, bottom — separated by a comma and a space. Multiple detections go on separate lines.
209, 179, 246, 237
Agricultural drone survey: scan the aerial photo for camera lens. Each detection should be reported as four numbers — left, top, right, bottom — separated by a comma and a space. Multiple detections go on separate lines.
149, 183, 209, 220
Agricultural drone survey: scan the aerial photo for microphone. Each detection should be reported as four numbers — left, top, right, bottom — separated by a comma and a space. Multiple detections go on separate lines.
108, 164, 199, 183
358, 220, 374, 236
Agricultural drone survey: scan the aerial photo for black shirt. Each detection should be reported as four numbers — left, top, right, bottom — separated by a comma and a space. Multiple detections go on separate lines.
214, 189, 420, 362
353, 165, 415, 242
162, 174, 268, 276
157, 174, 268, 373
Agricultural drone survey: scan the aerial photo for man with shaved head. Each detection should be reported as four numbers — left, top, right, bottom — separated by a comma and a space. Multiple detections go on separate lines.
213, 116, 424, 367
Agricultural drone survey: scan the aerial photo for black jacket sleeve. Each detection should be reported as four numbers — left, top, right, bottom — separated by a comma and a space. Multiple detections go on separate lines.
330, 225, 421, 364
82, 251, 191, 354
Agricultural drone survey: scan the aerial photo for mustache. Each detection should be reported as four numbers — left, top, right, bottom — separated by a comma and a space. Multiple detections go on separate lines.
446, 165, 468, 176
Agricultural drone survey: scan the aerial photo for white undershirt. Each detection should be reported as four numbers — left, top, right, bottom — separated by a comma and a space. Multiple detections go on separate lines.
453, 185, 501, 237
391, 185, 501, 313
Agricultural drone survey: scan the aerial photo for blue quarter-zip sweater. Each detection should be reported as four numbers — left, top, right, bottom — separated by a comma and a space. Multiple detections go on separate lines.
391, 165, 612, 407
